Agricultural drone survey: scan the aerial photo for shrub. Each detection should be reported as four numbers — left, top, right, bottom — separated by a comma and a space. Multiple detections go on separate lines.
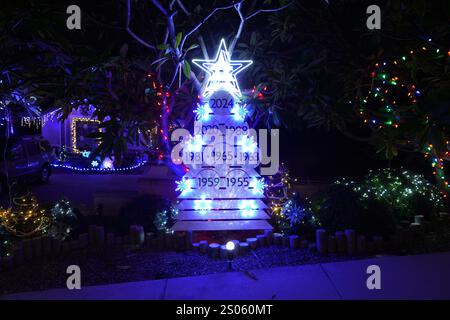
117, 194, 174, 235
311, 184, 397, 237
274, 194, 318, 236
353, 168, 443, 221
48, 199, 79, 240
311, 168, 444, 236
154, 206, 178, 233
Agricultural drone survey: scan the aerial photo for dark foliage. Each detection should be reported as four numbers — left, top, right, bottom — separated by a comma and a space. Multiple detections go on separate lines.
311, 184, 397, 237
116, 194, 171, 235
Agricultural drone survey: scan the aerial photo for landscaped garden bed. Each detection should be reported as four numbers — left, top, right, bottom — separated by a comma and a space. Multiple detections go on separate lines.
2, 211, 450, 296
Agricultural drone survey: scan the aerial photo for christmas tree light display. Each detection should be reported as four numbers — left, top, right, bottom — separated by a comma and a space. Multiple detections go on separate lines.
0, 190, 49, 238
48, 199, 78, 241
172, 39, 272, 231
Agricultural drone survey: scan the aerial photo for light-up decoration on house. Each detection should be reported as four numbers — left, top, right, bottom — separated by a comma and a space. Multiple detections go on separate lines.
71, 117, 101, 154
172, 39, 272, 232
81, 150, 91, 158
52, 160, 146, 172
194, 102, 213, 121
91, 160, 99, 167
101, 157, 114, 170
192, 38, 253, 98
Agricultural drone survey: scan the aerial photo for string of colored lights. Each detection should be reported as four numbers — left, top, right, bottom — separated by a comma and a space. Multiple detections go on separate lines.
51, 160, 147, 172
356, 43, 450, 195
0, 191, 49, 238
144, 72, 174, 164
266, 163, 299, 230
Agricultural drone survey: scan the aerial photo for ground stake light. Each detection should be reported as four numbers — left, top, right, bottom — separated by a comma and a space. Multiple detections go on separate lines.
226, 241, 235, 270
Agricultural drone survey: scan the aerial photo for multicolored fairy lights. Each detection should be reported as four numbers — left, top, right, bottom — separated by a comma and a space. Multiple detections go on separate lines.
266, 164, 299, 230
358, 54, 422, 129
356, 43, 450, 194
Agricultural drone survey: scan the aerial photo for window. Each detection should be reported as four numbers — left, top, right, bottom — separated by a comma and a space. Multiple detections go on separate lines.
24, 141, 41, 156
39, 139, 52, 153
8, 143, 25, 161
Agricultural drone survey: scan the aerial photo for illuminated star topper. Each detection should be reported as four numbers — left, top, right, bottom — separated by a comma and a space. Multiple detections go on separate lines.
192, 38, 253, 98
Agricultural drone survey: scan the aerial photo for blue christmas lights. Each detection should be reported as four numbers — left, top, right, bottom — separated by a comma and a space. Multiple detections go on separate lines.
250, 177, 267, 195
239, 200, 258, 217
231, 103, 248, 122
51, 160, 147, 173
194, 196, 213, 213
239, 135, 257, 153
175, 177, 193, 194
194, 102, 213, 121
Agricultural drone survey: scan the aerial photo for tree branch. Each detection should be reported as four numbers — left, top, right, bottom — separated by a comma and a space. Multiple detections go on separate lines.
179, 3, 237, 52
168, 63, 181, 88
126, 0, 156, 50
246, 1, 294, 20
150, 0, 168, 16
176, 0, 190, 16
229, 2, 245, 55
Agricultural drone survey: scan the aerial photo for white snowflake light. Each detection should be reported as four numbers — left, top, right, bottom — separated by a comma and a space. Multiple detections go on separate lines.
250, 177, 267, 195
239, 135, 257, 153
231, 103, 248, 121
194, 102, 213, 121
175, 177, 193, 194
239, 200, 257, 218
194, 196, 213, 214
187, 135, 203, 152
